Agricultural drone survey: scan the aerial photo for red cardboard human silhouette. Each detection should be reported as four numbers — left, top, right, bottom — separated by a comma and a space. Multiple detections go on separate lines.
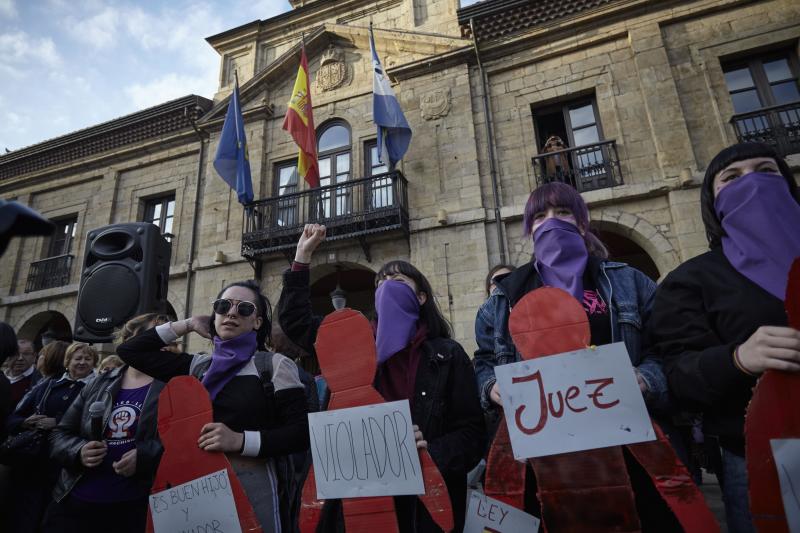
485, 287, 718, 532
745, 257, 800, 532
146, 376, 262, 533
299, 308, 454, 533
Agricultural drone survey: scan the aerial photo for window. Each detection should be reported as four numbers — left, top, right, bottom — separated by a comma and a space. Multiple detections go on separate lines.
532, 97, 609, 190
274, 162, 299, 227
723, 51, 800, 113
48, 216, 77, 257
317, 121, 351, 218
143, 195, 175, 241
364, 141, 392, 208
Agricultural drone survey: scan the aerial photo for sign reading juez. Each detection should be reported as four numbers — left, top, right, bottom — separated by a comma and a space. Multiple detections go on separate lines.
309, 399, 424, 499
149, 468, 241, 533
495, 342, 655, 459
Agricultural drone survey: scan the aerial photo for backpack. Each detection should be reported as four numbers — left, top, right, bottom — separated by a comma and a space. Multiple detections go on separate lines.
190, 351, 317, 533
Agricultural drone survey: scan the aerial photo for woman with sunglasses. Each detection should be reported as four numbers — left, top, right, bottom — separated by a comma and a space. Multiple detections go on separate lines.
116, 281, 309, 532
278, 224, 485, 533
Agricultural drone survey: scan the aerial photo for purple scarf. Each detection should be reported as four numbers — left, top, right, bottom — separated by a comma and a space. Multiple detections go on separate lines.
715, 172, 800, 300
375, 280, 420, 363
202, 331, 258, 400
533, 218, 589, 301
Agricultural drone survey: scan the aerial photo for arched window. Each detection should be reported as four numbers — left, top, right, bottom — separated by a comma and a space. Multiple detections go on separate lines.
317, 120, 352, 218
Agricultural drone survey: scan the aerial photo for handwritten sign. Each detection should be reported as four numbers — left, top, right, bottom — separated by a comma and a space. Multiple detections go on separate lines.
463, 491, 540, 533
495, 342, 655, 459
149, 468, 241, 533
771, 439, 800, 533
308, 399, 424, 499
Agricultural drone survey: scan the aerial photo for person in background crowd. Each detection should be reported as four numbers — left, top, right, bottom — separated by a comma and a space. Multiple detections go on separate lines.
645, 142, 800, 533
0, 323, 17, 437
36, 340, 68, 380
473, 182, 675, 527
117, 284, 309, 531
44, 314, 169, 533
97, 355, 124, 374
485, 264, 516, 297
7, 342, 96, 532
279, 224, 486, 532
5, 339, 41, 407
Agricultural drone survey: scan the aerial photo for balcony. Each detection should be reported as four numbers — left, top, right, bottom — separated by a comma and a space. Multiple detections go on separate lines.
531, 140, 623, 193
25, 254, 74, 293
730, 101, 800, 157
242, 171, 409, 261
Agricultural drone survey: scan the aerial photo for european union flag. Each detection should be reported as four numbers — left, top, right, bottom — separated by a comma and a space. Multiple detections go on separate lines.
214, 76, 253, 205
370, 26, 412, 168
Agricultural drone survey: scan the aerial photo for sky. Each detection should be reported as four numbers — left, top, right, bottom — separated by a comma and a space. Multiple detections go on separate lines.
0, 0, 293, 152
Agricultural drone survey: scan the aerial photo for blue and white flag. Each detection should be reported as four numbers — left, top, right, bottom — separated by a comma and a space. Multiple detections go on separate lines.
370, 26, 412, 168
213, 74, 253, 205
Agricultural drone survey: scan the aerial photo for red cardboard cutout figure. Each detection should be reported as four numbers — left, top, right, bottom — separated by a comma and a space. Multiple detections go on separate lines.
300, 309, 454, 533
745, 257, 800, 532
146, 376, 262, 533
485, 287, 718, 532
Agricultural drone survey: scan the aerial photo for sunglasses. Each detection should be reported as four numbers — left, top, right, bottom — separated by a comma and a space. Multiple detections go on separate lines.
212, 299, 258, 317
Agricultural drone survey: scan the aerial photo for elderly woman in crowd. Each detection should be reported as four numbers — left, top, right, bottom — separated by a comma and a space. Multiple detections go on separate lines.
6, 342, 96, 533
645, 142, 800, 532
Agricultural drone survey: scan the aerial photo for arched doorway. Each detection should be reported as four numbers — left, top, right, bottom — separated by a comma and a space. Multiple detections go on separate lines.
18, 311, 73, 349
310, 264, 376, 318
596, 230, 660, 280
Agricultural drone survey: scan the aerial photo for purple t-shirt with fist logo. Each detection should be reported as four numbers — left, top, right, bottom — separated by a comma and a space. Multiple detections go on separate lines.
72, 383, 151, 503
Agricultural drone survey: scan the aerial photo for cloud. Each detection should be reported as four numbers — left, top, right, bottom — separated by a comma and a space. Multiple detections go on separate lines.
124, 71, 218, 109
0, 0, 16, 18
0, 31, 61, 71
65, 6, 121, 48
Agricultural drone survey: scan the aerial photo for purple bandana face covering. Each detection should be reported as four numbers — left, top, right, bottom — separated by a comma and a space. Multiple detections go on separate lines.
533, 217, 589, 301
202, 330, 258, 400
374, 280, 420, 363
715, 171, 800, 300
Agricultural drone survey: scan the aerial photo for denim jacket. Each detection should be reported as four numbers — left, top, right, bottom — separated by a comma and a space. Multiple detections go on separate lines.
474, 258, 669, 413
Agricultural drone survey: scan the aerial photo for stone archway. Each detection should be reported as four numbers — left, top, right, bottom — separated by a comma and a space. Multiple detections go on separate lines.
596, 230, 660, 280
309, 262, 376, 318
592, 210, 680, 279
17, 310, 72, 348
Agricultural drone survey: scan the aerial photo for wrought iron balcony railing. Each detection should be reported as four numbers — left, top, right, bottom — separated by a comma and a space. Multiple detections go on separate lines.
242, 171, 409, 260
730, 101, 800, 157
25, 254, 74, 293
531, 140, 623, 193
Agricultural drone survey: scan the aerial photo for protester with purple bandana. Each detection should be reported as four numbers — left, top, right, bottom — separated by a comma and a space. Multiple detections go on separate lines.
474, 182, 674, 526
44, 314, 168, 533
115, 280, 309, 531
646, 142, 800, 533
278, 224, 485, 533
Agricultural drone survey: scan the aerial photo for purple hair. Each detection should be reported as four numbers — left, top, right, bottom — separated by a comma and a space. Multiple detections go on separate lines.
523, 182, 608, 258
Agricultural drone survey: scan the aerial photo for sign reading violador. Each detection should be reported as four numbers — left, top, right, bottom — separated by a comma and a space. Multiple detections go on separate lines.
308, 399, 425, 499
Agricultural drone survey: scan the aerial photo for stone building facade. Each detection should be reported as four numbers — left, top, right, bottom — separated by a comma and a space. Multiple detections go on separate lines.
1, 0, 798, 357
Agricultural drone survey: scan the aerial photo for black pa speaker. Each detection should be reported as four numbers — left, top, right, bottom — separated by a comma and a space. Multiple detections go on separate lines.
73, 223, 171, 343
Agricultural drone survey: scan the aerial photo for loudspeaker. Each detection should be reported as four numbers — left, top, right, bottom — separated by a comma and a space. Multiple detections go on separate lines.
73, 223, 171, 343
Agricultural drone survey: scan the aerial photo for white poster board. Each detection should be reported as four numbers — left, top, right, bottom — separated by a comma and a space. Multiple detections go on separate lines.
149, 468, 241, 533
463, 491, 540, 533
308, 399, 425, 499
770, 438, 800, 533
495, 342, 655, 459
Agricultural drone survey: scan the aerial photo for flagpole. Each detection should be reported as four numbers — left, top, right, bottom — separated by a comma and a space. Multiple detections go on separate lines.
298, 33, 322, 221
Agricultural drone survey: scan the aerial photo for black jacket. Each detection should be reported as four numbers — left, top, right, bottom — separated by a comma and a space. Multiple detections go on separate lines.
279, 268, 486, 532
644, 247, 787, 453
49, 366, 164, 502
7, 375, 86, 433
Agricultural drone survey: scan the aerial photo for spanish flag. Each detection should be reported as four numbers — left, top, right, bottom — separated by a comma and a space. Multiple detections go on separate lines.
282, 45, 319, 188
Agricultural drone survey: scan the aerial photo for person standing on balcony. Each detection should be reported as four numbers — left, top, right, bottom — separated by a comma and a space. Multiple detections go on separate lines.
278, 224, 486, 532
645, 142, 800, 533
